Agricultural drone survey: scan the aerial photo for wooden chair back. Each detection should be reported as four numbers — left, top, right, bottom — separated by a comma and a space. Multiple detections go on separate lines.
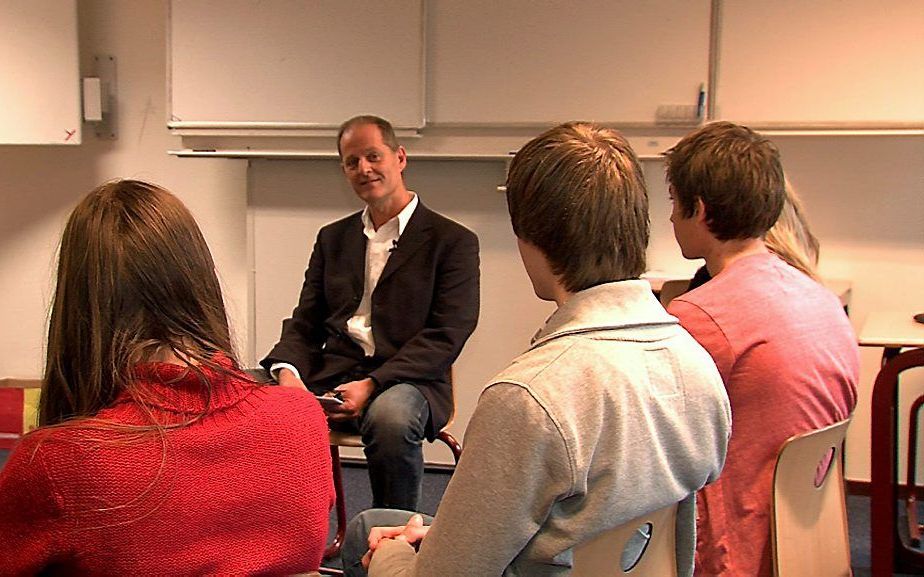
658, 279, 691, 308
573, 502, 679, 577
771, 417, 852, 577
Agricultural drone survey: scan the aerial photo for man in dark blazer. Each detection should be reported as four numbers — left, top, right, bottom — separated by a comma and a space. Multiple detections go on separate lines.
261, 115, 480, 510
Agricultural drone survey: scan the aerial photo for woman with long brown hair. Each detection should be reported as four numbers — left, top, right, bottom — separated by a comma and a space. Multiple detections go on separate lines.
0, 180, 333, 575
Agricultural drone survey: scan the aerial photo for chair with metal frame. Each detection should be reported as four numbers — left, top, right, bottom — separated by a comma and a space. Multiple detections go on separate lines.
243, 367, 462, 562
770, 417, 853, 577
324, 370, 461, 560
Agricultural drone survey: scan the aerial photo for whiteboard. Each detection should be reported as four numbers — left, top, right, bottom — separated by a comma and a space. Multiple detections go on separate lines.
0, 0, 81, 145
169, 0, 425, 129
426, 0, 711, 125
716, 0, 924, 126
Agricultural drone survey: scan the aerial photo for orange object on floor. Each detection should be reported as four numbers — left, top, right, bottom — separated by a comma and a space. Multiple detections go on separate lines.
0, 379, 41, 450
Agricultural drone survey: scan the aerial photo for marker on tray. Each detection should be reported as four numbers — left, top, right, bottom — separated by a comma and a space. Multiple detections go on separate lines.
696, 83, 706, 119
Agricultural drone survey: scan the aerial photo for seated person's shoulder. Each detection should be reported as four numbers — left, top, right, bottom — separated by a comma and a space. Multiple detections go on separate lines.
1, 424, 121, 487
477, 380, 552, 431
259, 382, 324, 414
314, 210, 365, 242
5, 427, 59, 461
490, 338, 577, 387
669, 256, 777, 317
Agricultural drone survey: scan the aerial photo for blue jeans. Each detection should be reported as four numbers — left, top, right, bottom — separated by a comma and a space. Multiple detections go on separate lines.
342, 509, 434, 577
353, 383, 429, 510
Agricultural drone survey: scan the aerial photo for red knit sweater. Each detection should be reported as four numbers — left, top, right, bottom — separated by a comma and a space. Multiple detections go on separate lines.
0, 357, 334, 576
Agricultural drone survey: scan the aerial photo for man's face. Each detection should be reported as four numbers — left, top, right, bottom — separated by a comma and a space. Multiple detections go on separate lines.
669, 185, 705, 259
339, 123, 407, 205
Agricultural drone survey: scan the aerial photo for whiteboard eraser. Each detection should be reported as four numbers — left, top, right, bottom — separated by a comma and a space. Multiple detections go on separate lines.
82, 77, 103, 122
655, 104, 699, 125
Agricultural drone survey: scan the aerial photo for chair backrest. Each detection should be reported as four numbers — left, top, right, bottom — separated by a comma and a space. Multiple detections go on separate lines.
659, 279, 691, 308
771, 417, 852, 577
572, 502, 679, 577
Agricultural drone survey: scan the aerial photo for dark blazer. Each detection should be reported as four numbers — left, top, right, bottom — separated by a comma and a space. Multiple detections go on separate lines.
261, 202, 480, 438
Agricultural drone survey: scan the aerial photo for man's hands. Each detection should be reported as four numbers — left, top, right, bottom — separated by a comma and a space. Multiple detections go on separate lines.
276, 368, 375, 421
361, 514, 430, 569
327, 377, 376, 421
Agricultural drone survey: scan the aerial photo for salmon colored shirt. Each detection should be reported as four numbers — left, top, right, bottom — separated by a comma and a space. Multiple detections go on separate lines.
668, 253, 858, 577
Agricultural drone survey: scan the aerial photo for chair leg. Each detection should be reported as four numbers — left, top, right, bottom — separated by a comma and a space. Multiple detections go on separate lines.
324, 429, 461, 563
436, 429, 462, 464
324, 444, 347, 560
907, 395, 924, 547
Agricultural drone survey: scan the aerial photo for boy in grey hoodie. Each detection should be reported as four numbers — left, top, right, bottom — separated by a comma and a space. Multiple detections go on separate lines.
343, 122, 731, 577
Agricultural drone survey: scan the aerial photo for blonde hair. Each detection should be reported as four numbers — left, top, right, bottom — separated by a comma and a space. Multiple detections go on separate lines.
766, 180, 820, 281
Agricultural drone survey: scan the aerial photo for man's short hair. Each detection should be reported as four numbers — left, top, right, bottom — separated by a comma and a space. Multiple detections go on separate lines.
506, 122, 649, 292
665, 121, 785, 241
337, 115, 400, 157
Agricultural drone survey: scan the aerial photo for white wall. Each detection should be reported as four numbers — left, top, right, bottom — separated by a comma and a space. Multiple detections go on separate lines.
250, 137, 924, 481
770, 135, 924, 482
0, 0, 249, 380
1, 0, 921, 484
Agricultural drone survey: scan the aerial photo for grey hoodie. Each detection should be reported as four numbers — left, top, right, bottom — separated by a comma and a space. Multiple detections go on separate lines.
370, 280, 731, 577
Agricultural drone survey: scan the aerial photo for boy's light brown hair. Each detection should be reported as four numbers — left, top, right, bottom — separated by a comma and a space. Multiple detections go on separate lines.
665, 121, 784, 240
506, 122, 649, 292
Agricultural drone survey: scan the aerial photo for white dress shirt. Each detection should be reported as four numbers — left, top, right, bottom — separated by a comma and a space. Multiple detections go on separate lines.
346, 193, 419, 356
271, 193, 419, 381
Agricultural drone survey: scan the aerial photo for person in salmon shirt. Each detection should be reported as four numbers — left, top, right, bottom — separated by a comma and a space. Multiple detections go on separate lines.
664, 122, 859, 577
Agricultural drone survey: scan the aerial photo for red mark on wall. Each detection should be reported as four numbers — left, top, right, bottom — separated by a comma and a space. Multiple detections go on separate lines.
64, 129, 76, 141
